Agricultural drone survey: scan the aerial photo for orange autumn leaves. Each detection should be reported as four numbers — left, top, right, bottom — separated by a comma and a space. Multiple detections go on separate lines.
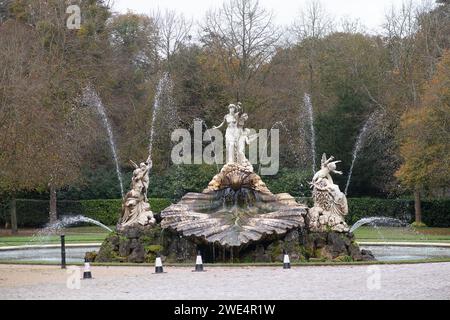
396, 50, 450, 189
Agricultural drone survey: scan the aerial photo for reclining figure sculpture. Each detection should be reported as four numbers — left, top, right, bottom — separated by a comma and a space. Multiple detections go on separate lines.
308, 154, 349, 232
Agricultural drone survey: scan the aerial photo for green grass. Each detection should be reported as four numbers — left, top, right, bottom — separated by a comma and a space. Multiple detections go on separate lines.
353, 226, 450, 243
2, 226, 450, 248
0, 226, 110, 247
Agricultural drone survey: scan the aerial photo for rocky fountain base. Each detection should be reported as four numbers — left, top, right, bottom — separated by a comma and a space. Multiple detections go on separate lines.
94, 225, 374, 264
93, 158, 374, 264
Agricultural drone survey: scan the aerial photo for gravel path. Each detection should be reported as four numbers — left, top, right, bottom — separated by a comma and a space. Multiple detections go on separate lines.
1, 263, 449, 300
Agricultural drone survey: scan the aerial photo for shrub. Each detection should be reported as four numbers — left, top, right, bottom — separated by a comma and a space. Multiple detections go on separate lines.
264, 168, 311, 197
0, 198, 172, 228
79, 199, 122, 226
78, 198, 172, 226
295, 197, 450, 227
346, 198, 413, 225
1, 196, 449, 228
421, 199, 450, 227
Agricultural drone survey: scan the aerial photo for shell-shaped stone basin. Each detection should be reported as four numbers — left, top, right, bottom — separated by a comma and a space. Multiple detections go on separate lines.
161, 188, 307, 247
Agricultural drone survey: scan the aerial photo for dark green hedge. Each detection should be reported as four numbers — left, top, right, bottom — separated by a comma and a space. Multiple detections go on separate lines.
0, 198, 172, 228
346, 198, 450, 227
295, 197, 450, 227
1, 197, 449, 228
346, 198, 413, 225
421, 200, 450, 227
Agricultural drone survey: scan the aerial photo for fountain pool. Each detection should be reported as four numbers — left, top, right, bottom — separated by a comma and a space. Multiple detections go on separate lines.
360, 244, 450, 262
0, 245, 100, 263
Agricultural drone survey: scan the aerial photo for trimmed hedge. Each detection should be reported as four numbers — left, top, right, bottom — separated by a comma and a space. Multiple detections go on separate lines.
296, 197, 450, 227
346, 198, 413, 225
347, 198, 450, 227
1, 197, 449, 228
0, 198, 172, 228
421, 200, 450, 227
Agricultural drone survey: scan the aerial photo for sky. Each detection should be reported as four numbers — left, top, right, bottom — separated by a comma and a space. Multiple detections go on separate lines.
111, 0, 418, 34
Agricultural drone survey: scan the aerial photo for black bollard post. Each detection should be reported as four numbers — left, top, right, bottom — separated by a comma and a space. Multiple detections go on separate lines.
60, 234, 66, 269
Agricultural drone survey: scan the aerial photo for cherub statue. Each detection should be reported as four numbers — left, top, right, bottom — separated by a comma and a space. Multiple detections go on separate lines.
119, 156, 155, 229
308, 153, 349, 233
129, 158, 151, 202
236, 113, 258, 169
311, 154, 343, 186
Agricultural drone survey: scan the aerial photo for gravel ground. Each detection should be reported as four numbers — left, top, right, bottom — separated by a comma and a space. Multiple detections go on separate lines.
0, 263, 449, 300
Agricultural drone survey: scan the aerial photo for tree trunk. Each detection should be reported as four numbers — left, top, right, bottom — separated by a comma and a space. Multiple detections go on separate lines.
414, 188, 422, 224
49, 183, 58, 224
10, 197, 17, 235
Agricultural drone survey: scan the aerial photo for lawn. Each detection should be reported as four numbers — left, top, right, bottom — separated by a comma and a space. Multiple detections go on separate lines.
1, 226, 450, 247
353, 226, 450, 243
0, 226, 111, 247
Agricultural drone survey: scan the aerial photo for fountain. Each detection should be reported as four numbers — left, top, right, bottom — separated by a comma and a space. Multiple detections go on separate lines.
344, 110, 380, 195
94, 103, 374, 263
303, 93, 316, 174
258, 121, 298, 176
83, 87, 124, 197
38, 215, 112, 234
27, 215, 112, 246
148, 73, 177, 157
0, 215, 110, 263
349, 217, 405, 233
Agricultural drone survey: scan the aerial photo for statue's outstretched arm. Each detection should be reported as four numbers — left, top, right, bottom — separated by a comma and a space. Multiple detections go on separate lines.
213, 118, 226, 130
323, 156, 335, 166
246, 133, 258, 144
129, 160, 138, 169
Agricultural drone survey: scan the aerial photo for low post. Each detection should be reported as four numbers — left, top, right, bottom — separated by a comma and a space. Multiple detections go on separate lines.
60, 234, 66, 269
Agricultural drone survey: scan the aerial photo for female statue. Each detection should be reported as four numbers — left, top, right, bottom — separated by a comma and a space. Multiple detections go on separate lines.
213, 104, 241, 164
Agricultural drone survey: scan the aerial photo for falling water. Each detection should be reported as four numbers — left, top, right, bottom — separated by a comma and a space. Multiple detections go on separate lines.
29, 215, 112, 245
344, 111, 379, 195
350, 217, 405, 233
303, 93, 316, 174
148, 73, 176, 159
83, 87, 124, 197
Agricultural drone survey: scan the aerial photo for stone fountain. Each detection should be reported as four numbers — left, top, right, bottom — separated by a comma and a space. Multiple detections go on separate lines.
94, 103, 374, 263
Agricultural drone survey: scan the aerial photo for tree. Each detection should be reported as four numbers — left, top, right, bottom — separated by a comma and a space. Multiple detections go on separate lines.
153, 9, 192, 65
396, 50, 450, 224
291, 0, 333, 40
0, 0, 12, 23
201, 0, 281, 99
109, 11, 160, 79
290, 0, 334, 95
0, 0, 110, 226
